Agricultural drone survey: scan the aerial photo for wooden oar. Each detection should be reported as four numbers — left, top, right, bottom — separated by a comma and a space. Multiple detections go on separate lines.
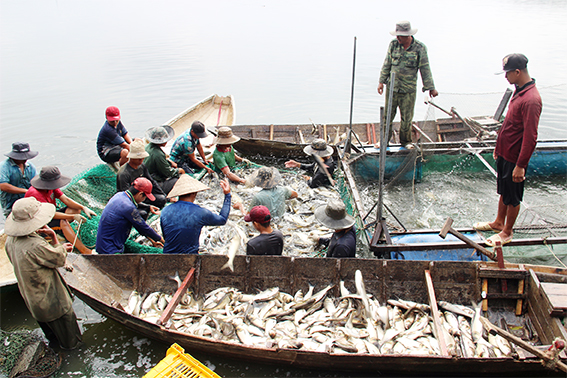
157, 268, 196, 326
479, 317, 567, 373
311, 154, 335, 186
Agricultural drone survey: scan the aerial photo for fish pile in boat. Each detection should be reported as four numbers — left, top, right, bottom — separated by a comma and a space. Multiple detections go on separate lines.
137, 166, 342, 258
124, 270, 513, 357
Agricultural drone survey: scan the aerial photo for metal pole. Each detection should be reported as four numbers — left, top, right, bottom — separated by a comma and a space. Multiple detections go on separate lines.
376, 72, 395, 223
344, 36, 357, 155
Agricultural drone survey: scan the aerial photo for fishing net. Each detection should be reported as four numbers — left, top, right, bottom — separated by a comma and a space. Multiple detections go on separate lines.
0, 329, 60, 378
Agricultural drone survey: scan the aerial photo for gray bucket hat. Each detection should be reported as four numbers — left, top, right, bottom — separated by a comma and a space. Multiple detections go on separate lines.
303, 139, 333, 158
213, 126, 240, 145
249, 166, 282, 189
390, 21, 417, 36
5, 142, 39, 160
4, 197, 56, 236
145, 125, 175, 144
314, 199, 355, 230
31, 166, 71, 190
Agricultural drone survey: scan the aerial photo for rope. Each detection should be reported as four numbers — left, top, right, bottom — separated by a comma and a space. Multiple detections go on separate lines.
543, 239, 567, 269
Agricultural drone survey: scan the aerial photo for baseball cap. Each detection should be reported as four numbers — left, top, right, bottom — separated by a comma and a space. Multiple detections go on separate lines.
106, 106, 121, 121
497, 53, 528, 74
132, 177, 155, 201
191, 121, 208, 139
244, 205, 271, 223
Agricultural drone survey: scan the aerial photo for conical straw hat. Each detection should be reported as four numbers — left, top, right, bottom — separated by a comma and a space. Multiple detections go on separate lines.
167, 174, 210, 198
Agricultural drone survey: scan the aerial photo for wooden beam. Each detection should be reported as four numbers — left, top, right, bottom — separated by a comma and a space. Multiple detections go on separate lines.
157, 268, 196, 326
269, 124, 274, 140
424, 269, 449, 356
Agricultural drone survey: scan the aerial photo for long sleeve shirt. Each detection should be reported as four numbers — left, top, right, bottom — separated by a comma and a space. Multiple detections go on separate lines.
96, 191, 162, 254
160, 193, 231, 254
300, 157, 336, 188
144, 143, 179, 182
379, 38, 435, 94
495, 81, 542, 168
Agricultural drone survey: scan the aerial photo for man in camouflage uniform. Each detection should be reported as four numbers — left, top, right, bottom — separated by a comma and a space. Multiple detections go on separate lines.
378, 21, 438, 148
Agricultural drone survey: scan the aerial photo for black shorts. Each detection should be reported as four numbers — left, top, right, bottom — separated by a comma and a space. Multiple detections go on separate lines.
496, 156, 524, 207
100, 145, 123, 163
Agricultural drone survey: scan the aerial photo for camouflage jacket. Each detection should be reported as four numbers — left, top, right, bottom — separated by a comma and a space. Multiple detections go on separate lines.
379, 38, 435, 94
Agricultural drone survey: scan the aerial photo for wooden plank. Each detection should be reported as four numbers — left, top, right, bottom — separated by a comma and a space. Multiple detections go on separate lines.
479, 267, 528, 280
482, 278, 488, 311
340, 161, 366, 222
516, 264, 525, 316
424, 269, 449, 356
269, 124, 274, 140
157, 268, 196, 326
480, 317, 567, 373
541, 282, 567, 316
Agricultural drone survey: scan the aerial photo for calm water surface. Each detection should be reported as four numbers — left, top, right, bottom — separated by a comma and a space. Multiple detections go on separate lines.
1, 0, 566, 377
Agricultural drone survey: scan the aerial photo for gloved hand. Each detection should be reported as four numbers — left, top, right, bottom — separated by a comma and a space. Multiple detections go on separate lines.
73, 214, 87, 223
242, 158, 251, 166
83, 207, 96, 218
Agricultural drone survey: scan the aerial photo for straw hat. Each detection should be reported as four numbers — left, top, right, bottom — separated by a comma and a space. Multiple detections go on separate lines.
31, 166, 71, 190
145, 125, 175, 144
314, 199, 355, 230
5, 142, 38, 160
167, 174, 210, 198
248, 166, 281, 189
390, 21, 417, 36
4, 197, 56, 236
303, 139, 333, 158
213, 127, 240, 145
128, 139, 149, 159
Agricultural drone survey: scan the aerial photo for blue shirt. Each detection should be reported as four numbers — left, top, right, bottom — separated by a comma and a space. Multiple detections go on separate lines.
161, 193, 231, 254
96, 191, 161, 254
0, 158, 37, 216
96, 121, 128, 158
170, 131, 200, 163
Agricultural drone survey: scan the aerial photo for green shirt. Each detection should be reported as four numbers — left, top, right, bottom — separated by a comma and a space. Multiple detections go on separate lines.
250, 186, 294, 218
144, 143, 179, 182
379, 37, 435, 94
213, 146, 236, 171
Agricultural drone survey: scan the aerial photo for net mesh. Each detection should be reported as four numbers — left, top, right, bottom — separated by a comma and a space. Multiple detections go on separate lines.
0, 329, 60, 378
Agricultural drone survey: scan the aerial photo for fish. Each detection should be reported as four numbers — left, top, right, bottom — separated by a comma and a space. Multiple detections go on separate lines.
471, 302, 483, 343
125, 290, 141, 316
221, 225, 242, 272
168, 271, 182, 289
355, 270, 373, 320
438, 301, 474, 318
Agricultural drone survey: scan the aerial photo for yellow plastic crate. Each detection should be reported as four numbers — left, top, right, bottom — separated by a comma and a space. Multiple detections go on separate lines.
143, 343, 221, 378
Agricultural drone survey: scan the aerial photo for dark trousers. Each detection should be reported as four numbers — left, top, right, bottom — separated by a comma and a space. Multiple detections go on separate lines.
38, 308, 82, 350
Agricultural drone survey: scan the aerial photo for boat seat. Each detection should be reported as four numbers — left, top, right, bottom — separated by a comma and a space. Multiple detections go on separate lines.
540, 282, 567, 317
479, 266, 528, 315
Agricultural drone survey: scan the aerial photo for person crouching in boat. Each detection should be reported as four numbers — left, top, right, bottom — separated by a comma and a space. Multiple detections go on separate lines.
0, 142, 38, 217
96, 177, 164, 254
144, 125, 185, 195
244, 166, 298, 218
116, 139, 166, 219
5, 197, 82, 350
244, 205, 284, 255
96, 106, 132, 168
313, 199, 356, 258
169, 121, 214, 175
160, 175, 231, 254
25, 166, 95, 233
212, 126, 248, 185
284, 139, 336, 188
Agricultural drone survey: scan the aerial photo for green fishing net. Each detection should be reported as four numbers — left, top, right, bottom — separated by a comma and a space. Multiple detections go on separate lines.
0, 329, 60, 378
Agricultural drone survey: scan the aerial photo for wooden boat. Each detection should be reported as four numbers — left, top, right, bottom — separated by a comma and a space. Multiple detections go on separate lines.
60, 253, 567, 375
0, 232, 17, 289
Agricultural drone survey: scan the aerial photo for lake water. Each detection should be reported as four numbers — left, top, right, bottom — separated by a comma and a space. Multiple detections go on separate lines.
1, 0, 566, 377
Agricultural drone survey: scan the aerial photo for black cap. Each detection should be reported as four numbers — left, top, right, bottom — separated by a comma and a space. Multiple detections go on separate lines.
191, 121, 208, 139
502, 53, 528, 72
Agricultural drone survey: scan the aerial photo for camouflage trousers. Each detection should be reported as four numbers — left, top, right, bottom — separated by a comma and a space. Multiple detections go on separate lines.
383, 90, 416, 145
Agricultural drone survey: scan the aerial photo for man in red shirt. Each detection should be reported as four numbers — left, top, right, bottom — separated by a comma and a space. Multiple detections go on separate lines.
474, 54, 542, 246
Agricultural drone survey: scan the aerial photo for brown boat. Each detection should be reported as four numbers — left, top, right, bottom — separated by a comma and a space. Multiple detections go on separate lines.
60, 253, 567, 375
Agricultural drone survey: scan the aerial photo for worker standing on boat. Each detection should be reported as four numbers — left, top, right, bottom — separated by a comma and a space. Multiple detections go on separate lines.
0, 142, 38, 217
377, 21, 438, 148
96, 177, 165, 254
96, 106, 132, 168
144, 125, 185, 194
285, 139, 336, 188
312, 199, 356, 258
244, 206, 283, 255
244, 166, 298, 218
5, 197, 82, 350
116, 139, 166, 219
160, 175, 232, 254
212, 126, 248, 184
474, 54, 542, 246
25, 166, 95, 232
170, 121, 214, 175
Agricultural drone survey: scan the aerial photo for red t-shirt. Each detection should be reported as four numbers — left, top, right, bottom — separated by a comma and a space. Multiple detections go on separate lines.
25, 186, 64, 205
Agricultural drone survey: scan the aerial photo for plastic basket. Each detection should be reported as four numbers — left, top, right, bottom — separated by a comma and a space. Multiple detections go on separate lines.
143, 343, 221, 378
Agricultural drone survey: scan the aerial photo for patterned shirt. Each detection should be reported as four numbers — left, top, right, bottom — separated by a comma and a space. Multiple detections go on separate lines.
0, 158, 37, 215
379, 38, 435, 94
170, 131, 200, 163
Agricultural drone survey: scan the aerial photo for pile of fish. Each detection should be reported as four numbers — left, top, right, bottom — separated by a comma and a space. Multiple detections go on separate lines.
138, 166, 342, 258
124, 270, 514, 357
